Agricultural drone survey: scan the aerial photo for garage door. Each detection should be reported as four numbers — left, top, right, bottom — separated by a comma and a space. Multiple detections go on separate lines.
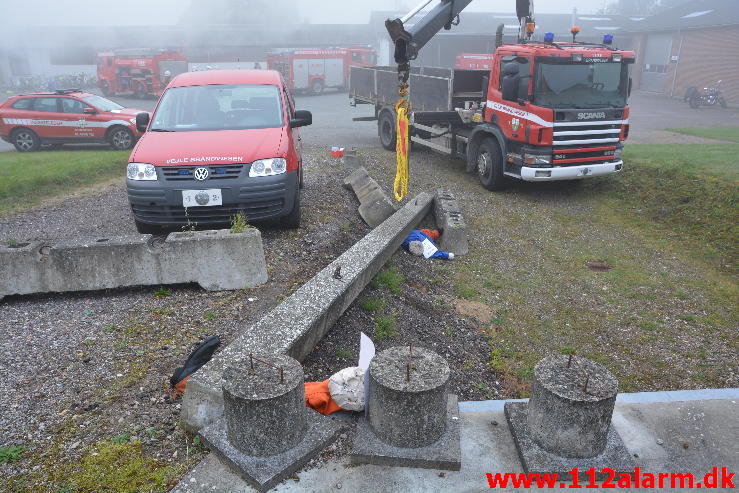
640, 33, 672, 92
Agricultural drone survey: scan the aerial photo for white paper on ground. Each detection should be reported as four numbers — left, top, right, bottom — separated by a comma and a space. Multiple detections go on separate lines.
359, 332, 375, 418
421, 238, 438, 258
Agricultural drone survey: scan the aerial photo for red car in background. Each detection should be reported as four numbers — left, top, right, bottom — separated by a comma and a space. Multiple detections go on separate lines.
0, 89, 147, 152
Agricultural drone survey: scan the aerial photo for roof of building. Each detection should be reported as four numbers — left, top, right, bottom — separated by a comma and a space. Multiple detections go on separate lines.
624, 0, 739, 32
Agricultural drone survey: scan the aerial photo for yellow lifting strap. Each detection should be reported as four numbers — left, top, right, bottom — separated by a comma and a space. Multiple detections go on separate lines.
394, 98, 410, 202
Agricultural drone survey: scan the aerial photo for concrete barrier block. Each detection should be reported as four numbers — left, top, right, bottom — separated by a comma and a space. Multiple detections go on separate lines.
343, 167, 397, 228
434, 189, 469, 256
182, 193, 434, 432
0, 229, 268, 300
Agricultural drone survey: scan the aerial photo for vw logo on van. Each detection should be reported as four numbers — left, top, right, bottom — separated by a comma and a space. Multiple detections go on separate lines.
193, 167, 209, 181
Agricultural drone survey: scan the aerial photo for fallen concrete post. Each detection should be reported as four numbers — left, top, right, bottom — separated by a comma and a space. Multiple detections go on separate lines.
0, 229, 268, 300
505, 355, 635, 480
351, 346, 461, 470
201, 354, 340, 492
343, 167, 397, 228
342, 148, 360, 167
182, 192, 434, 433
434, 189, 469, 256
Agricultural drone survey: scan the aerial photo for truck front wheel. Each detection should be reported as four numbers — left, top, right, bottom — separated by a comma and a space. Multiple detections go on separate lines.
477, 137, 506, 191
310, 79, 324, 96
378, 111, 396, 151
135, 83, 147, 99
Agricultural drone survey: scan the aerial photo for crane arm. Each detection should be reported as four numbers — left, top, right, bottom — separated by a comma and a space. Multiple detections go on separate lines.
385, 0, 534, 64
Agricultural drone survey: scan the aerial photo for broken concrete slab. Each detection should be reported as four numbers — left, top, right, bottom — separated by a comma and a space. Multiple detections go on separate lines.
181, 193, 434, 433
434, 189, 468, 256
352, 394, 462, 471
200, 411, 342, 493
505, 401, 636, 480
0, 229, 267, 300
343, 167, 397, 228
342, 148, 359, 166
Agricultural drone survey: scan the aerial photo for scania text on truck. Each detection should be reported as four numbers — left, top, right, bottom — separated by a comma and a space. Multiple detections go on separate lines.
97, 49, 188, 99
268, 47, 377, 95
127, 70, 312, 233
352, 0, 635, 190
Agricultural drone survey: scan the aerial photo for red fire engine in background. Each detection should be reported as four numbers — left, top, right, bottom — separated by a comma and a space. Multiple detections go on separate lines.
97, 49, 188, 99
455, 53, 494, 70
267, 47, 377, 95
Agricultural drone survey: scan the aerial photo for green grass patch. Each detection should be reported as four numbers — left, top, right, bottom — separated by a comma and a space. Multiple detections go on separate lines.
455, 283, 477, 300
667, 126, 739, 143
370, 266, 404, 294
0, 150, 129, 214
230, 211, 251, 233
153, 287, 171, 298
360, 296, 385, 311
335, 348, 353, 360
0, 445, 25, 465
374, 314, 399, 340
584, 144, 739, 272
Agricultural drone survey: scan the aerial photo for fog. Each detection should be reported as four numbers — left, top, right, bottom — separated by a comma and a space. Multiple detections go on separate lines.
0, 0, 610, 27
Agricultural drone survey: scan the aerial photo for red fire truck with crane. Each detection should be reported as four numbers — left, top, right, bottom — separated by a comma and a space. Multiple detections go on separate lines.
350, 0, 635, 191
268, 47, 377, 95
97, 49, 188, 99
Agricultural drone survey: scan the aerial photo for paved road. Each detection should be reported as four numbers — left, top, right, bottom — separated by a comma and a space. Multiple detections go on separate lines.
1, 88, 737, 153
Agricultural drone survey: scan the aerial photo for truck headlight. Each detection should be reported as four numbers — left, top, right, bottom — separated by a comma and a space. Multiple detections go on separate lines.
614, 147, 623, 159
249, 158, 287, 177
127, 163, 158, 181
523, 153, 551, 167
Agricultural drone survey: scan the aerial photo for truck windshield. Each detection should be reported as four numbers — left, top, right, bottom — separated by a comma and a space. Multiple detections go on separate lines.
534, 62, 630, 109
150, 84, 283, 132
82, 95, 123, 112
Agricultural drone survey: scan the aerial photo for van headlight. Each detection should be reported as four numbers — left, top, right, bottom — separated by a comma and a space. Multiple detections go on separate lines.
127, 163, 158, 181
249, 158, 287, 177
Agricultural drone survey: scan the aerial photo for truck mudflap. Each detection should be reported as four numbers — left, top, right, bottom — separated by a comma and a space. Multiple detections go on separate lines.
517, 161, 623, 181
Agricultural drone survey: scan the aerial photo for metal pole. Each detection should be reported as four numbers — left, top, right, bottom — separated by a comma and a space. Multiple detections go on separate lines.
401, 0, 437, 23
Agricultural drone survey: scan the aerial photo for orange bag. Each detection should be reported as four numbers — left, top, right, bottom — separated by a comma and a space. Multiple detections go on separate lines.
304, 379, 342, 415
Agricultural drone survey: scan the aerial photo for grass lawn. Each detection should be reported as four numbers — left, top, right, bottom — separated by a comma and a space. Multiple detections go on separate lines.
0, 150, 129, 214
584, 144, 738, 274
666, 125, 739, 143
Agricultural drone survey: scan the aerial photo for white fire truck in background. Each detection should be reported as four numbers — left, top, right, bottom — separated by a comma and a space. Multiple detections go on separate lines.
267, 47, 377, 95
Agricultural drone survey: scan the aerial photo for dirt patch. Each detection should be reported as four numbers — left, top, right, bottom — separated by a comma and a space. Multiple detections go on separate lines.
454, 299, 495, 326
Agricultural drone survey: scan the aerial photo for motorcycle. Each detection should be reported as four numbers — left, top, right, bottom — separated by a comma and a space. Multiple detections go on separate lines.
684, 80, 727, 109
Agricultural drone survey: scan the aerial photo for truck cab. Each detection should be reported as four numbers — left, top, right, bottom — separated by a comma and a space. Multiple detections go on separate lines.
478, 41, 634, 185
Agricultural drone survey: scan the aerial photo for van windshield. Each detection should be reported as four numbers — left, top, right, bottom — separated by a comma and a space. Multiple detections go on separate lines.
150, 84, 283, 132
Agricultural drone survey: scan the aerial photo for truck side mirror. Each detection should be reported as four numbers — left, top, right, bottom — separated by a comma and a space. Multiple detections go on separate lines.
502, 75, 520, 102
628, 77, 632, 97
290, 109, 312, 128
136, 112, 150, 133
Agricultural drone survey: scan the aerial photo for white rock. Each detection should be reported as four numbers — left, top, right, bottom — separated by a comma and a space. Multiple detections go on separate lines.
329, 366, 365, 411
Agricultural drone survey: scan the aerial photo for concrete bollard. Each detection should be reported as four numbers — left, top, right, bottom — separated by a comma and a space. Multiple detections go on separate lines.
222, 354, 306, 457
504, 354, 635, 479
200, 354, 341, 492
352, 346, 461, 470
368, 346, 450, 447
527, 354, 618, 458
342, 167, 397, 228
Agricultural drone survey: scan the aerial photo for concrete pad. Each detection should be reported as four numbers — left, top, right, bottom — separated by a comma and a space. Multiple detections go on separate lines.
200, 411, 342, 493
505, 401, 635, 480
173, 392, 738, 493
342, 167, 397, 228
433, 189, 468, 256
351, 395, 461, 471
181, 193, 434, 432
0, 229, 268, 300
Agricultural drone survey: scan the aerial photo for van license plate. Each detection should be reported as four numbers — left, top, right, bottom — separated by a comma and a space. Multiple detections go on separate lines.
182, 189, 222, 207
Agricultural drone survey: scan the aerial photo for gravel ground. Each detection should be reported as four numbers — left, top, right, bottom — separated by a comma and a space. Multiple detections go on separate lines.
1, 138, 736, 491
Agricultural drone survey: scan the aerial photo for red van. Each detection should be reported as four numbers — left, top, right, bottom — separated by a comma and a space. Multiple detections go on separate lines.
127, 70, 312, 232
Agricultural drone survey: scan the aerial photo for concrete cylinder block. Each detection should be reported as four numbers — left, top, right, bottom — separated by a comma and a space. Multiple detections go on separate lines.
368, 346, 450, 448
527, 354, 618, 458
222, 353, 306, 457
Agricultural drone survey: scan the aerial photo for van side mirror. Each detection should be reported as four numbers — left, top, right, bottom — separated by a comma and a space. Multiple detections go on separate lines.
83, 107, 97, 115
290, 109, 312, 128
136, 112, 150, 133
502, 75, 520, 102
